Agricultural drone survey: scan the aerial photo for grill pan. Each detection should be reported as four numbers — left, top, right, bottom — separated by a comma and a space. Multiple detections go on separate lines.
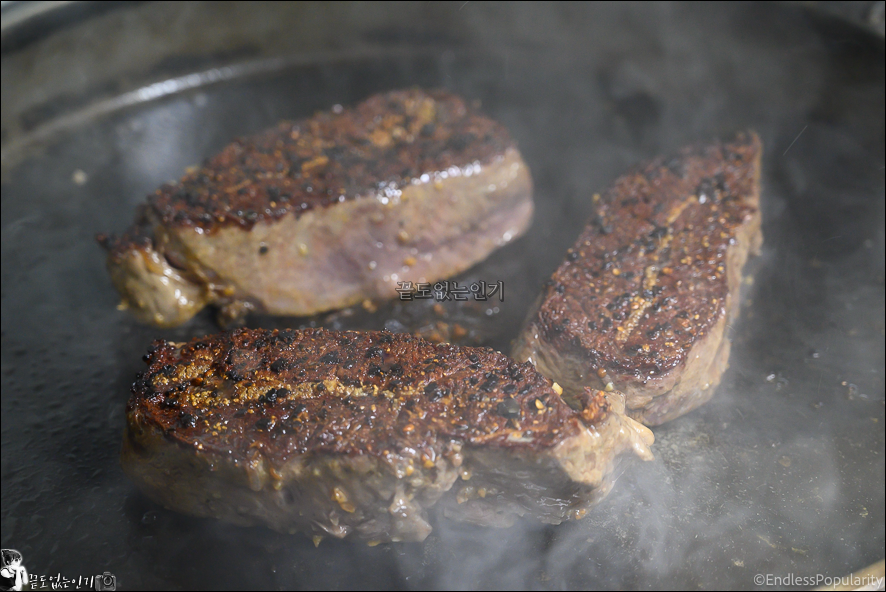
2, 2, 883, 589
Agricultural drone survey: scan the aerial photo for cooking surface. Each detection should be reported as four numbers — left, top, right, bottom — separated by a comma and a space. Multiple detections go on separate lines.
1, 2, 883, 589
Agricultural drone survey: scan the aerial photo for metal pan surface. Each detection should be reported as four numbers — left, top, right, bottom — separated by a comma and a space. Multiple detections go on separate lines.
2, 2, 883, 589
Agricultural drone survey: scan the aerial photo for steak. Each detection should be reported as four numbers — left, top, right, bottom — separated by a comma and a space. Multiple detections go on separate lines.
99, 89, 533, 327
121, 328, 653, 543
513, 132, 762, 425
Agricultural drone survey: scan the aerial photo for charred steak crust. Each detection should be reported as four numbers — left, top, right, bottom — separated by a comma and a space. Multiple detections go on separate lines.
123, 328, 652, 542
133, 329, 589, 456
513, 132, 762, 425
101, 89, 514, 245
98, 88, 534, 326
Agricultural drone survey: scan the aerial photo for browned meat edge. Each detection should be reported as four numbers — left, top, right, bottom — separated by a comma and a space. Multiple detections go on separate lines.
513, 131, 762, 425
122, 328, 653, 542
98, 89, 533, 326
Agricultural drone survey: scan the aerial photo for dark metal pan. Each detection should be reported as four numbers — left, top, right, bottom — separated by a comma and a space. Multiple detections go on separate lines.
2, 2, 883, 589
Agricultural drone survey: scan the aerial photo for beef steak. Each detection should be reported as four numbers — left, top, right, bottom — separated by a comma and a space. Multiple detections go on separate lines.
99, 89, 533, 327
513, 132, 762, 425
122, 328, 653, 542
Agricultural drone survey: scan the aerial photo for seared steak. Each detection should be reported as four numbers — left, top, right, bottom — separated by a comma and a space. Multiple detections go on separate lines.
122, 328, 653, 542
99, 89, 533, 327
513, 132, 762, 425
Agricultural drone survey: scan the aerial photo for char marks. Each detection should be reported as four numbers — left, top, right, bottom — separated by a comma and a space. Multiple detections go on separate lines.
534, 132, 761, 380
131, 328, 603, 464
105, 89, 514, 254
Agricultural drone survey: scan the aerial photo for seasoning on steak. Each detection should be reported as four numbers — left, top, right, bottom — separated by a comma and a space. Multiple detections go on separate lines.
513, 132, 762, 425
98, 89, 534, 327
122, 328, 653, 543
